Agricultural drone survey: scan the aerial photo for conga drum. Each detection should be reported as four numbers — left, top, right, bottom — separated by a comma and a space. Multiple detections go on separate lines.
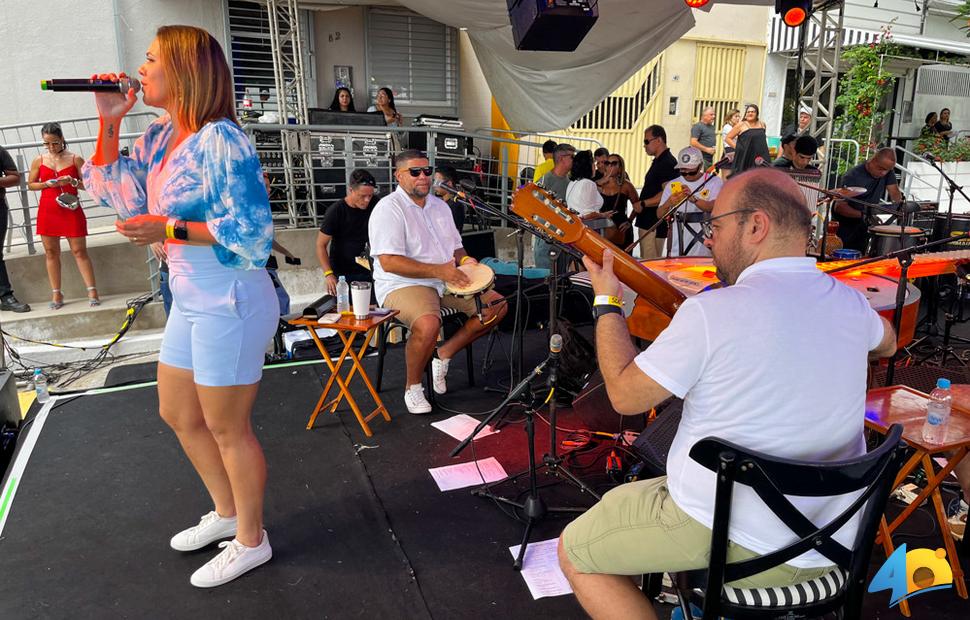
867, 224, 927, 257
931, 213, 970, 252
445, 263, 495, 299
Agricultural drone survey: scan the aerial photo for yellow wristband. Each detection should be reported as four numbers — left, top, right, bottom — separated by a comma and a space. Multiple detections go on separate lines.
324, 270, 334, 277
459, 255, 472, 265
165, 218, 176, 240
593, 294, 622, 307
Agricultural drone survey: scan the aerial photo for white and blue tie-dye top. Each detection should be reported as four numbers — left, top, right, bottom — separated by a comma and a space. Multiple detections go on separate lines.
82, 115, 273, 270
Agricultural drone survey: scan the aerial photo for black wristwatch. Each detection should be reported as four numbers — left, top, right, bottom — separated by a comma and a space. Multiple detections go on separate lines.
593, 304, 623, 319
173, 219, 189, 241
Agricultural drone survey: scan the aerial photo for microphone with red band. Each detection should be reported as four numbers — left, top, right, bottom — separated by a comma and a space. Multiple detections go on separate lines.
705, 151, 735, 174
40, 77, 141, 93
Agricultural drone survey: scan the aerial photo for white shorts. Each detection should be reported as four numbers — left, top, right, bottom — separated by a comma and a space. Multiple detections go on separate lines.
159, 244, 279, 386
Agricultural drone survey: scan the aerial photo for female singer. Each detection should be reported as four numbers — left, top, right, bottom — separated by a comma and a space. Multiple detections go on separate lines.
27, 122, 100, 308
82, 25, 278, 588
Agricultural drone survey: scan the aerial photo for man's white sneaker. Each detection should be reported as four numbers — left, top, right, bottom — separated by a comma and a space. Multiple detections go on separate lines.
190, 530, 272, 588
170, 511, 238, 551
431, 357, 450, 395
404, 383, 433, 414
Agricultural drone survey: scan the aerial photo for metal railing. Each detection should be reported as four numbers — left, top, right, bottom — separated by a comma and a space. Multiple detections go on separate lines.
821, 137, 861, 188
1, 113, 158, 255
242, 122, 597, 229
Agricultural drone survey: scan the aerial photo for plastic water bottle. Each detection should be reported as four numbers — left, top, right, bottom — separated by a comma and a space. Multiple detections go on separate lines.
34, 368, 50, 404
336, 275, 351, 315
922, 378, 952, 444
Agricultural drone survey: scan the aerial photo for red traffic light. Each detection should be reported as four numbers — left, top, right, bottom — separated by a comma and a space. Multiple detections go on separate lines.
783, 7, 807, 26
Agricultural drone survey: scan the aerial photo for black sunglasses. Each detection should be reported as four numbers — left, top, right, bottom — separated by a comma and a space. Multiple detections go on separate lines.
406, 166, 434, 177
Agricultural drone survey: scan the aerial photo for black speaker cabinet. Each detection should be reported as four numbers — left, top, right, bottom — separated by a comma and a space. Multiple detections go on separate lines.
507, 0, 599, 52
410, 132, 473, 159
461, 230, 496, 260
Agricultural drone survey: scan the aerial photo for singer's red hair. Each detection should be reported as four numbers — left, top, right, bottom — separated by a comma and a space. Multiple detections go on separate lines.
155, 25, 237, 132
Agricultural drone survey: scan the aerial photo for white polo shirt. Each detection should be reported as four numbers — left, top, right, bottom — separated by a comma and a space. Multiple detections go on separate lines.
634, 257, 885, 567
369, 185, 464, 305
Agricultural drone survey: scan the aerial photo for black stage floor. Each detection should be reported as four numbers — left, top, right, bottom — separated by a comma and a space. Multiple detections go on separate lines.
1, 328, 968, 619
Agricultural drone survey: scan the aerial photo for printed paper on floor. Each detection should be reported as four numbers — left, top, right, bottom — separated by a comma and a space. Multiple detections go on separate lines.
428, 457, 508, 492
509, 538, 573, 599
430, 414, 500, 442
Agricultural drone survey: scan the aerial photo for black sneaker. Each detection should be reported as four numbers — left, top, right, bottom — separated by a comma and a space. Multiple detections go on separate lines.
0, 295, 30, 313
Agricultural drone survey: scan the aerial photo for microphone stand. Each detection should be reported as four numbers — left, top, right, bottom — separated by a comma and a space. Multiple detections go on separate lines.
626, 162, 728, 257
451, 349, 598, 571
442, 187, 580, 389
826, 233, 970, 385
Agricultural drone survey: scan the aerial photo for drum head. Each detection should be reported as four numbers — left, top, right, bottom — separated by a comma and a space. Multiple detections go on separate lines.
869, 225, 925, 236
445, 263, 495, 297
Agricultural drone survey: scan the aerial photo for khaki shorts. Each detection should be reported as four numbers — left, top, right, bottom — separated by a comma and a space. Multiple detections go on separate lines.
383, 285, 479, 329
560, 476, 834, 588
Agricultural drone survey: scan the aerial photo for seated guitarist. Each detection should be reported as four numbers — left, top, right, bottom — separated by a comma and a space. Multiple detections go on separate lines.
557, 168, 897, 619
369, 150, 507, 414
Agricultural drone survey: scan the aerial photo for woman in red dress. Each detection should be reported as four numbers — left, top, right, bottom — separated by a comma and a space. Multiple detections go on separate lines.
27, 123, 99, 309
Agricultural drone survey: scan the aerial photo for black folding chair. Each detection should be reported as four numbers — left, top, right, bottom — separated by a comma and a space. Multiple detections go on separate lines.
669, 424, 905, 620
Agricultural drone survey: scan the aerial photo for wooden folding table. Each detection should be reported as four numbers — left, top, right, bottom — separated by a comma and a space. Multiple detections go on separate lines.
865, 385, 970, 616
289, 310, 399, 437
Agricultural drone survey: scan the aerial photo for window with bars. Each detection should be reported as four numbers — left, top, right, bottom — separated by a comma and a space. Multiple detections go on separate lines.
226, 0, 314, 116
571, 62, 661, 131
366, 9, 458, 112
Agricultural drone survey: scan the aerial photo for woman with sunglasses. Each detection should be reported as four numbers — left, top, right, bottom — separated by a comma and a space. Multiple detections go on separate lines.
26, 122, 100, 309
725, 104, 769, 176
598, 154, 638, 250
83, 25, 277, 588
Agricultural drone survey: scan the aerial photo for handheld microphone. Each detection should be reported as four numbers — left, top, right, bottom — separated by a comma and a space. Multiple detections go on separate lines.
40, 77, 141, 93
546, 333, 563, 388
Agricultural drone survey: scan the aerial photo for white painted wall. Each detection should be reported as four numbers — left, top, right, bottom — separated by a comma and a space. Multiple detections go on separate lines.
762, 54, 788, 136
0, 0, 228, 129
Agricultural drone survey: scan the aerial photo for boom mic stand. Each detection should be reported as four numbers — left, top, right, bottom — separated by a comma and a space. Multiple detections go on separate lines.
451, 337, 598, 571
827, 232, 970, 385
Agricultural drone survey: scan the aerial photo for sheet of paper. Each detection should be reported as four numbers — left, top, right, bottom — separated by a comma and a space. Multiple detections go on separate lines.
428, 457, 507, 492
508, 538, 573, 599
430, 414, 500, 442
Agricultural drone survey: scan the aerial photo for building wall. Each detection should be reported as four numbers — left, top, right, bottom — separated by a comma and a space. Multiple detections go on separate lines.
312, 6, 369, 111
0, 0, 227, 129
762, 54, 789, 136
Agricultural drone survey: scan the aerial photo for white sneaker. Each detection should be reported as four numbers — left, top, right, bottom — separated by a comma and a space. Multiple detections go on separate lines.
431, 357, 450, 395
404, 384, 433, 414
190, 530, 272, 588
170, 511, 238, 551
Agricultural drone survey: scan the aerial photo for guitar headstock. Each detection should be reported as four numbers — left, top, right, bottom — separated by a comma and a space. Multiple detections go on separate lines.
511, 183, 585, 244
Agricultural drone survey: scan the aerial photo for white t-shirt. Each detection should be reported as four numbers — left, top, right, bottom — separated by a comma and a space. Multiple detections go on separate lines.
721, 123, 734, 149
634, 257, 885, 568
369, 186, 463, 305
565, 178, 603, 216
660, 174, 723, 257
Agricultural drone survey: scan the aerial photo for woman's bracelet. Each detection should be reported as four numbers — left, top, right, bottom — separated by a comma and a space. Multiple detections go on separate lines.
324, 269, 334, 277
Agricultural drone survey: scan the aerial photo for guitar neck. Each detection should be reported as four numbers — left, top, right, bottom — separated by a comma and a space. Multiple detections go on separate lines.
568, 227, 686, 316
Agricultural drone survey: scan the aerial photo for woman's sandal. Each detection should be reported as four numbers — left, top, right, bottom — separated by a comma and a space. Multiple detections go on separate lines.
49, 289, 64, 310
87, 286, 101, 307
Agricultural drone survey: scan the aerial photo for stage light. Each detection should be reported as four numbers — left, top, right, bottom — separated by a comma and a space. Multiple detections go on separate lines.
684, 0, 712, 7
776, 0, 811, 27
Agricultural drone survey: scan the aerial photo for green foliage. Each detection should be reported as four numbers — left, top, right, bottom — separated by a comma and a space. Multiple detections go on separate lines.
914, 135, 970, 162
834, 35, 899, 171
953, 2, 970, 37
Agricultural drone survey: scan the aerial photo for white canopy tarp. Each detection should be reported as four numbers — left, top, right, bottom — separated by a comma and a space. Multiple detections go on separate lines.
297, 0, 771, 131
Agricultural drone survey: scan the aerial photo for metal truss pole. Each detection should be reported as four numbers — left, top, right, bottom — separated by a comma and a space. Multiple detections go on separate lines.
267, 0, 316, 226
797, 0, 845, 183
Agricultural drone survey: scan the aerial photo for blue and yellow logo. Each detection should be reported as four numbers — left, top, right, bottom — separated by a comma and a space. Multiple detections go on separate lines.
868, 544, 953, 606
